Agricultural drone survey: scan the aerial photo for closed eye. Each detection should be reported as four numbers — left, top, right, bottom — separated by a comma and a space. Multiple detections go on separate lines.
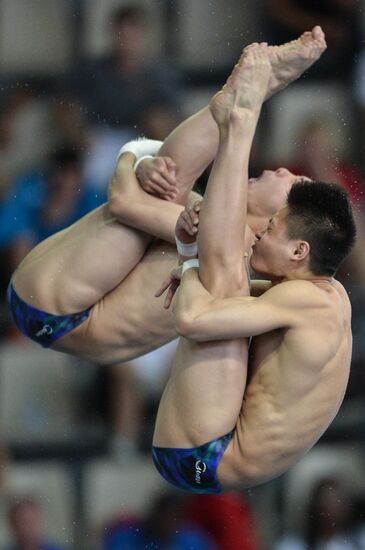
266, 218, 274, 232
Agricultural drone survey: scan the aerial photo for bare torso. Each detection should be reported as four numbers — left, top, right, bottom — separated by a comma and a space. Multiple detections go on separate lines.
11, 203, 179, 364
153, 279, 352, 489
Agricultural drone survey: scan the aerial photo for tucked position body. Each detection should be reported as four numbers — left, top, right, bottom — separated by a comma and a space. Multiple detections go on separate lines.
9, 28, 327, 364
152, 39, 355, 493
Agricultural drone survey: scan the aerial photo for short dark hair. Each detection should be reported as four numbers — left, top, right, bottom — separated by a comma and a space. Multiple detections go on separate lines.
286, 180, 357, 276
306, 477, 350, 547
111, 5, 147, 27
49, 147, 81, 172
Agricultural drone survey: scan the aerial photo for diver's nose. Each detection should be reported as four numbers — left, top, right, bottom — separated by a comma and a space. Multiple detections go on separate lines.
255, 229, 264, 241
276, 167, 289, 175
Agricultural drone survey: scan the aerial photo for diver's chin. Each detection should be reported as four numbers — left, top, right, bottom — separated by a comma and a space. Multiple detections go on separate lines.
250, 255, 270, 277
252, 269, 268, 278
250, 261, 266, 277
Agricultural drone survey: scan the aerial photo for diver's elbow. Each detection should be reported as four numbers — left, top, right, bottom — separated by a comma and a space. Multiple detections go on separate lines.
175, 312, 207, 341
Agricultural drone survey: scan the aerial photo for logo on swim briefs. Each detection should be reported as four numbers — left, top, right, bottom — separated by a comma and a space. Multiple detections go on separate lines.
195, 460, 207, 484
35, 324, 53, 337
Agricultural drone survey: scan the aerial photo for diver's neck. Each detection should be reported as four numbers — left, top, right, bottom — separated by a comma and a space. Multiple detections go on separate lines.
247, 213, 268, 234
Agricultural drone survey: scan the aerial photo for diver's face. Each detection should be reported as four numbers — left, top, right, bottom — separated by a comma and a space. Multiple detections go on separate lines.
250, 206, 292, 278
248, 168, 310, 218
113, 21, 147, 58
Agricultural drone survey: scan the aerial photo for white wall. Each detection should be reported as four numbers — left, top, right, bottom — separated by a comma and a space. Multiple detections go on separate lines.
0, 0, 72, 73
177, 0, 257, 69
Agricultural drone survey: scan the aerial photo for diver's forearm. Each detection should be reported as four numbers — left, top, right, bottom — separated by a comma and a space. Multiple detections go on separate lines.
108, 154, 184, 243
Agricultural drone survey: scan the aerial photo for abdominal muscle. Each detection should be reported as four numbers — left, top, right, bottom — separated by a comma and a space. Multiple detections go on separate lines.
218, 326, 351, 488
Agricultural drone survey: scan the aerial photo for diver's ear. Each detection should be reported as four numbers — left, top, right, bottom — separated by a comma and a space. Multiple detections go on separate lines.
292, 240, 310, 262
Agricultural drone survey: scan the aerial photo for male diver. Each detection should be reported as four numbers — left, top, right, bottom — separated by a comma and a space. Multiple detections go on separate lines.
152, 44, 355, 493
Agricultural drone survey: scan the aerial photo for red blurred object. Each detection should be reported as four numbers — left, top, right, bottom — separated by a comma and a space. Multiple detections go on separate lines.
184, 492, 260, 550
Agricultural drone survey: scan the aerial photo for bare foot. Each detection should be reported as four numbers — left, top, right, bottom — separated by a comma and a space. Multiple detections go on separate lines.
265, 25, 327, 99
209, 44, 271, 127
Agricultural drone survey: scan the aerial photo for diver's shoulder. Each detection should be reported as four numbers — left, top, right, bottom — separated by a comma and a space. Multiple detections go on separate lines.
265, 279, 337, 318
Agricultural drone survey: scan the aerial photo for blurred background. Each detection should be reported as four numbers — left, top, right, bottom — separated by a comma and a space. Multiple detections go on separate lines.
0, 0, 365, 548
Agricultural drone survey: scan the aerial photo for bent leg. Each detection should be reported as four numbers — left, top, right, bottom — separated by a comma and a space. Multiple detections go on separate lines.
151, 49, 271, 496
152, 48, 270, 452
12, 204, 152, 314
198, 47, 269, 297
159, 28, 326, 200
159, 106, 218, 191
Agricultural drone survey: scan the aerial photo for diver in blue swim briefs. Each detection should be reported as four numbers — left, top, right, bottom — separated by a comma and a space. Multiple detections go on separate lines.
152, 44, 270, 494
7, 283, 91, 348
7, 30, 328, 365
152, 33, 354, 495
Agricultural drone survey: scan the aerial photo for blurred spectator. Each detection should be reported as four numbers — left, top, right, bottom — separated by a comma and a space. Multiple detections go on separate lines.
280, 116, 365, 396
0, 147, 104, 280
352, 496, 365, 548
354, 49, 365, 180
5, 497, 69, 550
0, 444, 10, 493
284, 117, 365, 291
102, 492, 217, 550
85, 340, 178, 461
0, 87, 59, 198
288, 118, 364, 210
108, 360, 144, 460
184, 492, 260, 550
57, 4, 183, 191
65, 4, 182, 130
274, 477, 358, 549
355, 49, 365, 111
264, 0, 363, 82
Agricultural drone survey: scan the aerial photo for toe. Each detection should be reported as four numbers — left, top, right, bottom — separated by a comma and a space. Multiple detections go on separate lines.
312, 25, 325, 40
244, 42, 259, 53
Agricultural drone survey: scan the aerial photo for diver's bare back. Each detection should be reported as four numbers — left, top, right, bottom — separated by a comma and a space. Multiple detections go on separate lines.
12, 204, 178, 364
218, 278, 352, 488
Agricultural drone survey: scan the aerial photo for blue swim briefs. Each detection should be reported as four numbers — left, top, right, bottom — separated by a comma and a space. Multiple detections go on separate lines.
7, 283, 91, 348
152, 431, 233, 494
